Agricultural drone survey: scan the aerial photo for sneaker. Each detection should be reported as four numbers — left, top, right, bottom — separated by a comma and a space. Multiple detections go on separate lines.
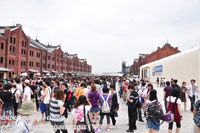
126, 129, 134, 132
96, 128, 101, 132
106, 128, 111, 131
139, 119, 144, 122
112, 126, 117, 129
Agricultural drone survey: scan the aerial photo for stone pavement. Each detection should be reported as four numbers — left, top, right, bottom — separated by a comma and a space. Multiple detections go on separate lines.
2, 83, 198, 133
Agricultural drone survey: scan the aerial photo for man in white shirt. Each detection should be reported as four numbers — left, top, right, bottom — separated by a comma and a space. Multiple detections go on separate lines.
23, 80, 31, 102
188, 79, 198, 112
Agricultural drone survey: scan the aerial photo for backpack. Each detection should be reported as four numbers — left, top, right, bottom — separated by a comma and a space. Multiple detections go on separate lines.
148, 101, 165, 122
101, 95, 110, 113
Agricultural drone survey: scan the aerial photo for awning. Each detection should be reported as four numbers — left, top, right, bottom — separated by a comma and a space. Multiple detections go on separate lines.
29, 69, 38, 73
52, 71, 58, 73
63, 71, 68, 74
0, 67, 11, 72
42, 70, 49, 73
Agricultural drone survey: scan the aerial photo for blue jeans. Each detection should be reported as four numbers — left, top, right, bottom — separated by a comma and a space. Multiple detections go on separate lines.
44, 104, 50, 120
2, 106, 12, 121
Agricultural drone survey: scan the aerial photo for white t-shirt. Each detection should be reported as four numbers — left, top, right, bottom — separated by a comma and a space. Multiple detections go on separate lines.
84, 88, 90, 98
16, 84, 23, 96
15, 116, 34, 133
11, 89, 20, 103
23, 86, 31, 102
43, 87, 51, 104
188, 84, 197, 97
71, 105, 91, 123
96, 84, 102, 94
166, 96, 181, 105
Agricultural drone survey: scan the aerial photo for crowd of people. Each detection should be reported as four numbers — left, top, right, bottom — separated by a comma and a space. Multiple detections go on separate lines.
0, 76, 199, 133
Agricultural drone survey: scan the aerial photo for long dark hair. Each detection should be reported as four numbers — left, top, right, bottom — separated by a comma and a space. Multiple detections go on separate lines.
73, 95, 88, 108
149, 89, 157, 101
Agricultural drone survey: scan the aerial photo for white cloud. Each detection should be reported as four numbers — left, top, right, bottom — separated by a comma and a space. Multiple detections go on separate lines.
1, 0, 200, 72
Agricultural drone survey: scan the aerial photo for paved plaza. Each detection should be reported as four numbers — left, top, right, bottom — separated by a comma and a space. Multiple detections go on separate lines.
2, 83, 198, 133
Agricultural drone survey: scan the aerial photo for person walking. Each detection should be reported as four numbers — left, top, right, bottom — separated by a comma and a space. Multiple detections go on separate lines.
75, 83, 86, 100
1, 84, 13, 125
145, 89, 163, 133
23, 79, 31, 102
180, 82, 187, 111
71, 95, 91, 133
126, 84, 140, 133
11, 84, 20, 117
163, 81, 173, 112
188, 79, 198, 112
50, 89, 68, 133
88, 84, 100, 125
110, 84, 119, 128
40, 84, 51, 121
193, 99, 200, 133
166, 88, 182, 133
96, 86, 112, 132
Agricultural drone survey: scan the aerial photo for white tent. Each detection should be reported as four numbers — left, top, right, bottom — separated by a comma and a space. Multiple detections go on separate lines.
140, 46, 200, 87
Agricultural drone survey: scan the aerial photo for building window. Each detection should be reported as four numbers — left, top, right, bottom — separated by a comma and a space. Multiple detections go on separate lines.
10, 37, 12, 43
48, 64, 50, 68
9, 60, 11, 65
52, 65, 55, 69
25, 42, 26, 47
1, 43, 3, 50
24, 50, 26, 55
48, 56, 51, 60
21, 61, 23, 66
13, 47, 15, 52
12, 60, 14, 65
0, 57, 3, 64
10, 46, 12, 51
13, 38, 16, 44
22, 41, 24, 47
43, 64, 46, 68
24, 62, 26, 66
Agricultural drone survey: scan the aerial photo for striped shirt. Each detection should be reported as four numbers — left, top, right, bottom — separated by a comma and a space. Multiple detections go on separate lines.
50, 98, 64, 123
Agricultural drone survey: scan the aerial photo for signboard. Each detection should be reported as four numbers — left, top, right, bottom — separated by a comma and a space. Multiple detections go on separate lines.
152, 65, 163, 76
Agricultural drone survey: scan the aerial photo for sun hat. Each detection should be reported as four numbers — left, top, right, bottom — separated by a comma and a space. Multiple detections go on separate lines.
24, 79, 30, 84
17, 101, 37, 115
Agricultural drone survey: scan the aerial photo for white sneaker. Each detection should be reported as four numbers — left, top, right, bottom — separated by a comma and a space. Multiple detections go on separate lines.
107, 128, 111, 132
112, 126, 116, 129
96, 128, 101, 132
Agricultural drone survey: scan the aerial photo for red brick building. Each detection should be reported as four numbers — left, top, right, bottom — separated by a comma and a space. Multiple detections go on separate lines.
130, 43, 180, 75
0, 24, 92, 80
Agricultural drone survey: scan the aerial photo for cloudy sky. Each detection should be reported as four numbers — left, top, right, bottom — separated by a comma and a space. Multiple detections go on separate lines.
1, 0, 200, 73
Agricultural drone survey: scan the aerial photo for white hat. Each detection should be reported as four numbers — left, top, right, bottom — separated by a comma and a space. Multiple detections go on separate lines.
24, 79, 30, 84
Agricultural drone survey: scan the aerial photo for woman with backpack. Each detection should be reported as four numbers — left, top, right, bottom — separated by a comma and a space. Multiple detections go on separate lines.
166, 88, 182, 133
145, 89, 163, 133
193, 99, 200, 133
96, 86, 112, 132
88, 84, 100, 125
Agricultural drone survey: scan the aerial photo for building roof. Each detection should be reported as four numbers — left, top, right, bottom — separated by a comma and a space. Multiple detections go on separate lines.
141, 46, 200, 69
0, 34, 6, 39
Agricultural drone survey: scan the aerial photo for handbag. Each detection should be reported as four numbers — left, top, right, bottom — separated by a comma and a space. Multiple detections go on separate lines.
165, 97, 178, 123
83, 105, 95, 133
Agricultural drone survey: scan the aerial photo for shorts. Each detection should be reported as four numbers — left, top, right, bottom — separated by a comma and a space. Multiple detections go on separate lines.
40, 102, 45, 113
90, 107, 100, 113
141, 97, 144, 103
147, 118, 160, 131
2, 106, 12, 121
